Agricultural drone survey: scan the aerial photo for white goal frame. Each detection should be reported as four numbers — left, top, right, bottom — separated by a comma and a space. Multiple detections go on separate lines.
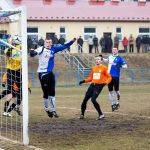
0, 6, 29, 145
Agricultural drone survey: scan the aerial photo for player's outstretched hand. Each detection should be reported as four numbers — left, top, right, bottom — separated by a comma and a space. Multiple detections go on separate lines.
79, 80, 85, 85
30, 48, 35, 51
28, 88, 31, 94
2, 82, 5, 87
73, 38, 76, 42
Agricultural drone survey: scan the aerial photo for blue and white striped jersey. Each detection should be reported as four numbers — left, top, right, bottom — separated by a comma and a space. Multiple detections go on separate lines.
31, 40, 74, 73
108, 55, 127, 77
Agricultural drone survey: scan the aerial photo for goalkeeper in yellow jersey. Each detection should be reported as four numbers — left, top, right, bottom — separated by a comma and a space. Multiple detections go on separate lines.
4, 37, 22, 116
0, 72, 31, 117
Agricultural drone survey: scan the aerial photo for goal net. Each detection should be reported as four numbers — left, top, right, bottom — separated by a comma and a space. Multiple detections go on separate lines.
0, 7, 28, 145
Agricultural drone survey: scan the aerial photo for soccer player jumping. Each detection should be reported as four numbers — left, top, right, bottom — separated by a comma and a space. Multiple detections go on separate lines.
79, 55, 112, 120
30, 37, 76, 118
103, 47, 127, 111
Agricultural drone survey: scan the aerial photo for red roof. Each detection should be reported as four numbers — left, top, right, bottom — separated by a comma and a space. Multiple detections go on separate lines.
13, 0, 150, 21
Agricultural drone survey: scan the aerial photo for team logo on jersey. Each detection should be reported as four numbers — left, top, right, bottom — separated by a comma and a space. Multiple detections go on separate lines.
45, 54, 53, 58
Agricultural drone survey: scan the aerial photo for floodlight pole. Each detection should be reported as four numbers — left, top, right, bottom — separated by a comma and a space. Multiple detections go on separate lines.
20, 6, 29, 146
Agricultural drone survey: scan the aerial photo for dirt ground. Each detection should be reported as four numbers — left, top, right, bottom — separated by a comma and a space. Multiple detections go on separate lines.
0, 85, 150, 150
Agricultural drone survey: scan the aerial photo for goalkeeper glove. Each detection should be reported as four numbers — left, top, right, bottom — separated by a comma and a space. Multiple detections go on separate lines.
73, 38, 76, 42
79, 80, 85, 85
2, 83, 6, 87
28, 88, 31, 94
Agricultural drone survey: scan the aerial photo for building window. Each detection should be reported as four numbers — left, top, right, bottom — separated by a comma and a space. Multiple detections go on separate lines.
139, 27, 150, 35
60, 27, 66, 39
116, 27, 122, 41
27, 27, 38, 41
84, 27, 96, 40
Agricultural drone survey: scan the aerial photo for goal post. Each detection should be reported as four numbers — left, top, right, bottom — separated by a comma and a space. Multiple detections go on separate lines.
0, 6, 29, 145
20, 6, 29, 146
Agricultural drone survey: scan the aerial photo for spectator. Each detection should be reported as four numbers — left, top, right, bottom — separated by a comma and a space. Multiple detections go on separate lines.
99, 36, 105, 53
58, 35, 65, 45
122, 36, 128, 53
77, 36, 84, 53
87, 36, 93, 53
32, 38, 38, 49
129, 34, 134, 53
38, 37, 44, 47
136, 36, 142, 53
27, 36, 33, 52
93, 35, 99, 53
107, 36, 113, 53
142, 35, 150, 53
114, 34, 120, 49
53, 35, 59, 45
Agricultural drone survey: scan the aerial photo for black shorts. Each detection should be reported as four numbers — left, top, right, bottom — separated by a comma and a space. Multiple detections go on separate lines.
108, 77, 119, 91
39, 72, 55, 98
7, 69, 22, 93
85, 83, 104, 100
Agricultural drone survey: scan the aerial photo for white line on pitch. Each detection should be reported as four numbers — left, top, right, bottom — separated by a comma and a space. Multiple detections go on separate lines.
57, 106, 150, 119
0, 148, 4, 150
0, 136, 43, 150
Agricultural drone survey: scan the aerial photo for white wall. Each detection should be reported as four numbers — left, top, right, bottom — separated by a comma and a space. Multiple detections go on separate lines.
25, 21, 150, 53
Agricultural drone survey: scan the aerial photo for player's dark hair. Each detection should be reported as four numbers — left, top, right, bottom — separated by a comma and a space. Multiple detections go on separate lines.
96, 54, 103, 60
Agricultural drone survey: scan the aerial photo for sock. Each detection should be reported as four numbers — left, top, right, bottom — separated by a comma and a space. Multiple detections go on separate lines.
109, 91, 115, 105
44, 98, 49, 111
7, 103, 16, 113
49, 96, 55, 112
4, 101, 9, 112
0, 90, 8, 100
115, 91, 120, 104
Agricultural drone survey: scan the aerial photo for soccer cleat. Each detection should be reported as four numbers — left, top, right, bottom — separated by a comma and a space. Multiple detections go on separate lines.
3, 112, 7, 116
14, 108, 23, 116
52, 111, 59, 118
115, 103, 120, 110
7, 113, 12, 117
3, 112, 12, 117
111, 104, 116, 112
117, 94, 120, 101
79, 114, 84, 119
96, 114, 105, 120
46, 111, 53, 118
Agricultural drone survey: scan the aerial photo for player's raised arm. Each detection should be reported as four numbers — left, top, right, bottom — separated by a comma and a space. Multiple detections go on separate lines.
29, 47, 37, 57
53, 38, 76, 53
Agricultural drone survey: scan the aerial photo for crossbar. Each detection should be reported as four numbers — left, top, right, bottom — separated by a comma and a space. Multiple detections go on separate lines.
0, 39, 21, 52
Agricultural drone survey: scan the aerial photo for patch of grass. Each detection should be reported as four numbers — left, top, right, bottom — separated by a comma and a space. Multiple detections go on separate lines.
0, 84, 150, 150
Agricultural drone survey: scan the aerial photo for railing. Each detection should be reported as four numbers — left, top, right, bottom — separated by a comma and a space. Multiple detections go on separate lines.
78, 53, 95, 67
77, 44, 95, 67
58, 49, 86, 78
27, 68, 150, 87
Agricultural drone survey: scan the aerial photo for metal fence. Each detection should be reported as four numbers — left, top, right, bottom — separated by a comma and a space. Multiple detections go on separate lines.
0, 69, 150, 88
28, 68, 150, 87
